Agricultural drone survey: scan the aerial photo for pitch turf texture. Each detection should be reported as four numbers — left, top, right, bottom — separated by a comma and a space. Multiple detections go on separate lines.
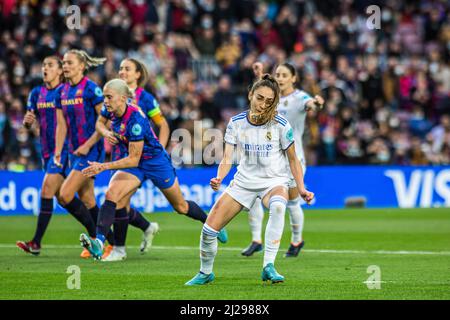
0, 208, 449, 300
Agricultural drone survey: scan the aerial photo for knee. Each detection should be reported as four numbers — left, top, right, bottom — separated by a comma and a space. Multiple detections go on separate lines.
58, 188, 74, 206
269, 196, 287, 214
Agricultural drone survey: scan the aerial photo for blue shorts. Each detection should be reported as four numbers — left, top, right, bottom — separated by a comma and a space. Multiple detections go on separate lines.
116, 152, 177, 189
43, 150, 70, 177
69, 144, 105, 172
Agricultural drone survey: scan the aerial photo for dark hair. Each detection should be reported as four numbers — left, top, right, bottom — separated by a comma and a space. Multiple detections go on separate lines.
249, 73, 280, 124
123, 58, 149, 88
276, 62, 298, 87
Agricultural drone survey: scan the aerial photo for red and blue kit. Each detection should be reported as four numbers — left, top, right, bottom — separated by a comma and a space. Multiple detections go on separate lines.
27, 84, 70, 176
55, 76, 105, 171
101, 103, 176, 189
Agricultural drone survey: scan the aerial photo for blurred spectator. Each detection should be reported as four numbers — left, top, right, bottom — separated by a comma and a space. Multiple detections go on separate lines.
0, 0, 449, 169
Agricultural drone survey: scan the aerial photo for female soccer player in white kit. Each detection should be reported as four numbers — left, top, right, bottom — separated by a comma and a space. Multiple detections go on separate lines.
185, 74, 314, 285
241, 62, 324, 258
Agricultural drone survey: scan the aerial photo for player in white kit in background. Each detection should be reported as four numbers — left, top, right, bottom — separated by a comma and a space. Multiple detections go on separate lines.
242, 62, 325, 258
185, 74, 314, 285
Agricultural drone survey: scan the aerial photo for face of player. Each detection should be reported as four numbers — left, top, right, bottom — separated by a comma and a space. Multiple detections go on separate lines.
103, 86, 127, 115
249, 86, 275, 115
42, 57, 62, 85
275, 65, 296, 93
63, 52, 85, 80
119, 60, 140, 87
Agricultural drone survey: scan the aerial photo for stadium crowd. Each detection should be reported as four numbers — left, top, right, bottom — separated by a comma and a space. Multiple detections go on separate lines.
0, 0, 449, 170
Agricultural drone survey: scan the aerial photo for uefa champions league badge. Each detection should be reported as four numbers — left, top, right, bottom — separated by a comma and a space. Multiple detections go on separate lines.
132, 123, 142, 136
94, 87, 103, 97
286, 128, 294, 142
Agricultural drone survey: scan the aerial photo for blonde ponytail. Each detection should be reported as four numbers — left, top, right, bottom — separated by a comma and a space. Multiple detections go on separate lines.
67, 49, 106, 73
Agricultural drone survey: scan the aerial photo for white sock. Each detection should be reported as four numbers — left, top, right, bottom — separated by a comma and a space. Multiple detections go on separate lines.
200, 223, 218, 275
248, 198, 264, 243
263, 195, 287, 267
288, 197, 304, 244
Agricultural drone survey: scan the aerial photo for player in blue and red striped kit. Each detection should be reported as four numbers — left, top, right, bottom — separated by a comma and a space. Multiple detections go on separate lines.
80, 79, 227, 260
16, 56, 71, 255
54, 49, 114, 258
97, 58, 171, 260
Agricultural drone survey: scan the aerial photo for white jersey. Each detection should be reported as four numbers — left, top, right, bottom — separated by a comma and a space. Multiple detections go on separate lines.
276, 89, 313, 161
224, 112, 295, 189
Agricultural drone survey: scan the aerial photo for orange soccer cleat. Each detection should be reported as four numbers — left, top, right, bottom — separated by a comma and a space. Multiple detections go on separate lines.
101, 245, 114, 260
80, 248, 91, 259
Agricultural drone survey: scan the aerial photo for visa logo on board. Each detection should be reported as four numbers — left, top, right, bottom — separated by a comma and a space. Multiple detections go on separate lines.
385, 169, 450, 208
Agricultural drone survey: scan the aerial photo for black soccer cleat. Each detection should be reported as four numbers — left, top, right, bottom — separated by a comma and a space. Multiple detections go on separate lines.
241, 241, 263, 256
284, 240, 305, 258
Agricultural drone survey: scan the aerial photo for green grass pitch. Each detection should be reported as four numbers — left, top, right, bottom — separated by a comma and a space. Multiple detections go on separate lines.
0, 208, 449, 300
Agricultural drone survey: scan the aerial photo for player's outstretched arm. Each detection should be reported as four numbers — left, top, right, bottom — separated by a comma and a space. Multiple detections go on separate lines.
82, 140, 144, 178
286, 143, 314, 204
210, 143, 234, 191
54, 108, 67, 167
305, 95, 325, 112
252, 62, 264, 80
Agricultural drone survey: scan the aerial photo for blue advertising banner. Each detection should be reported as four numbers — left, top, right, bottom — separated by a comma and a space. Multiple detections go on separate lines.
0, 166, 449, 215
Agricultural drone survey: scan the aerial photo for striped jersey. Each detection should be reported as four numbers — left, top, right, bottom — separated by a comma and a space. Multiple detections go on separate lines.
27, 84, 67, 159
55, 76, 104, 153
100, 103, 164, 162
101, 87, 162, 160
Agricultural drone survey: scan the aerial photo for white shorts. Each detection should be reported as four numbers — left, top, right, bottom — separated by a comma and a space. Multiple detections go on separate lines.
287, 157, 306, 189
225, 179, 289, 210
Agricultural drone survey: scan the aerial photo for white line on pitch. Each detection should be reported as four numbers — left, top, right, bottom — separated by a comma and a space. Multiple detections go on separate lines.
2, 244, 450, 256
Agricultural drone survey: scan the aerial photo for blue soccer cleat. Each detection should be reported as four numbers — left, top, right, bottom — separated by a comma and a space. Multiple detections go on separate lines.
80, 233, 103, 260
261, 263, 285, 284
185, 272, 215, 286
217, 228, 228, 244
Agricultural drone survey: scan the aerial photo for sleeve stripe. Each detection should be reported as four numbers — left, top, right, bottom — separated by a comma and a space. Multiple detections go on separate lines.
275, 116, 287, 125
282, 141, 294, 151
232, 112, 247, 121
